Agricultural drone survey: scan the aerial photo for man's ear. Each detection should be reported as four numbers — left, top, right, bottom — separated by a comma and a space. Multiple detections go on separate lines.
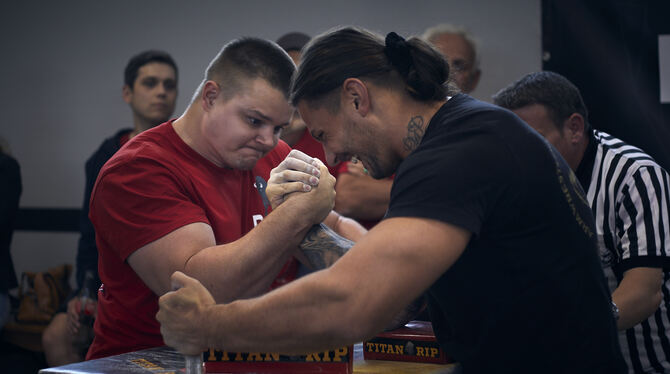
201, 81, 220, 111
564, 113, 586, 144
342, 78, 370, 116
122, 84, 132, 104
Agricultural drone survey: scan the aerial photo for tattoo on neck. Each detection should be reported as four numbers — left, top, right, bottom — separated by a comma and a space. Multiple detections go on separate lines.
299, 223, 354, 270
402, 116, 425, 153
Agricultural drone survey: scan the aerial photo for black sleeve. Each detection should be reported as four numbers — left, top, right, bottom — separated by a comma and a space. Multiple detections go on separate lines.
75, 155, 103, 293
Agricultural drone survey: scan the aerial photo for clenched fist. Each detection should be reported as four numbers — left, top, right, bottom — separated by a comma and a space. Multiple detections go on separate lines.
156, 271, 215, 356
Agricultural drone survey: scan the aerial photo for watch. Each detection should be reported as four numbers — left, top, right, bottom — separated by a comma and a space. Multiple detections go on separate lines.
611, 301, 620, 321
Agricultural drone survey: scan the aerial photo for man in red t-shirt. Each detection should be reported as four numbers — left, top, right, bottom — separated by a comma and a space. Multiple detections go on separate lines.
86, 38, 365, 360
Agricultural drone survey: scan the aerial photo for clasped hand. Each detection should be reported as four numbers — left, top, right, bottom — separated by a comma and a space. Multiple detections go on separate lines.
266, 149, 336, 223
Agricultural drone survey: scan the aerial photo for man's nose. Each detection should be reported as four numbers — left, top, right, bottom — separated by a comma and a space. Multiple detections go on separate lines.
156, 82, 168, 97
256, 126, 276, 148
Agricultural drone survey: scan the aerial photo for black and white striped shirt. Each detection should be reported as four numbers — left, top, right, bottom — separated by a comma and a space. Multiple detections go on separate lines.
576, 130, 670, 373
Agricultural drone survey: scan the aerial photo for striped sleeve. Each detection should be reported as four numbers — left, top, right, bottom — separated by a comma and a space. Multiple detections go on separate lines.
614, 163, 670, 272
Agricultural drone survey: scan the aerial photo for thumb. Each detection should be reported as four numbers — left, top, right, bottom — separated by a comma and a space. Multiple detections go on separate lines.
170, 271, 196, 291
170, 271, 215, 305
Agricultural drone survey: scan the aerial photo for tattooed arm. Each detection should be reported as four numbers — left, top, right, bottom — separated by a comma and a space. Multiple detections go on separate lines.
298, 222, 425, 330
298, 223, 355, 270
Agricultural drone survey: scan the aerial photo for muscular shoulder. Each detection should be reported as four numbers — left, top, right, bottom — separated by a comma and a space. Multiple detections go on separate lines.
389, 97, 557, 234
402, 99, 532, 184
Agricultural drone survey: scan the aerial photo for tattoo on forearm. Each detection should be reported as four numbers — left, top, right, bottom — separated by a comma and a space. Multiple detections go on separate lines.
402, 116, 425, 153
299, 223, 354, 270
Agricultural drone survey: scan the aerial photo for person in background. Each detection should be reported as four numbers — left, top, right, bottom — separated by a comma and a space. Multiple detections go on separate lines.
0, 143, 21, 329
156, 27, 626, 373
42, 50, 178, 366
493, 71, 670, 373
422, 23, 481, 94
86, 37, 364, 360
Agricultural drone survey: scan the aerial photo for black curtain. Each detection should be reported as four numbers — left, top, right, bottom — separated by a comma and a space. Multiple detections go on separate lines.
542, 0, 670, 170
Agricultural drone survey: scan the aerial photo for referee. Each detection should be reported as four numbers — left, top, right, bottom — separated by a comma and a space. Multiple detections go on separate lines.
494, 71, 670, 373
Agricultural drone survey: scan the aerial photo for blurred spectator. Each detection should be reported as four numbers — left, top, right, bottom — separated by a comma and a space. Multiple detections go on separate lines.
422, 23, 481, 93
42, 50, 178, 366
0, 143, 21, 329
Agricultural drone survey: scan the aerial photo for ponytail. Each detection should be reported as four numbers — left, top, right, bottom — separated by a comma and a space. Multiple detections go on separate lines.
385, 32, 451, 101
291, 27, 454, 107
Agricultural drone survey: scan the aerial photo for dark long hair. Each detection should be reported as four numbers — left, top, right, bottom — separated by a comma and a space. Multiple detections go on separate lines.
291, 26, 455, 109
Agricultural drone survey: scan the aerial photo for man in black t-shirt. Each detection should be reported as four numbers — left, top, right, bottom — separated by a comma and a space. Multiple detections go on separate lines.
387, 94, 621, 371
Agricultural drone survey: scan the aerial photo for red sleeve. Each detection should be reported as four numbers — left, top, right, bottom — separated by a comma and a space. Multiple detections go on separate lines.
274, 140, 292, 161
90, 158, 208, 261
333, 162, 349, 177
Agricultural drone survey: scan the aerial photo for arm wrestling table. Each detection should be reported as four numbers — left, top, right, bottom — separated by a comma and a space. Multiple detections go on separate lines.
39, 344, 460, 374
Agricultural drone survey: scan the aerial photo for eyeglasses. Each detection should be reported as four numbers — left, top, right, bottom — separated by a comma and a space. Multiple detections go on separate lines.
450, 59, 472, 73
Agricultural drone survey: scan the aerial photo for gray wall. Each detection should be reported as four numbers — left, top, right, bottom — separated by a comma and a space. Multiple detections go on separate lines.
1, 0, 541, 284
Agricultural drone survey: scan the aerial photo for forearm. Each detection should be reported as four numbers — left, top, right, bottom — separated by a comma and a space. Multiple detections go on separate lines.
186, 200, 315, 303
297, 224, 355, 271
201, 218, 459, 354
334, 175, 391, 220
323, 211, 367, 242
612, 267, 663, 330
203, 269, 376, 354
159, 217, 470, 356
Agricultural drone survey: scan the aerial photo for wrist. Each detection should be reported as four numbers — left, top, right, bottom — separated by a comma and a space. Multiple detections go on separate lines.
281, 195, 324, 226
201, 304, 216, 350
